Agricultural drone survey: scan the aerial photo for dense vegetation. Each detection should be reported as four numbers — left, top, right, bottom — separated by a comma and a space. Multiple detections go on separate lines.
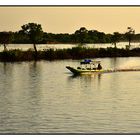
8, 27, 139, 44
0, 22, 139, 61
0, 46, 140, 62
0, 24, 138, 45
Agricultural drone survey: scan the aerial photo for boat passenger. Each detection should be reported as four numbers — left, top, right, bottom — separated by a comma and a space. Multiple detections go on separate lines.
97, 63, 102, 70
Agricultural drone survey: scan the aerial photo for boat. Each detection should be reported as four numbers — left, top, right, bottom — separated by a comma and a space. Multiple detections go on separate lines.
66, 59, 104, 75
66, 59, 140, 75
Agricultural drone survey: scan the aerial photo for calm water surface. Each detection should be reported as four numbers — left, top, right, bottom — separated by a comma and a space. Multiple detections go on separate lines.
0, 57, 140, 133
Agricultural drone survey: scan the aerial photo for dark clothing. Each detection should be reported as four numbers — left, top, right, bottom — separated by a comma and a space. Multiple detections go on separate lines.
97, 64, 102, 70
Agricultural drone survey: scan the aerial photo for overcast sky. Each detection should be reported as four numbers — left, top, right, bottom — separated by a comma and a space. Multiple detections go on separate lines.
0, 7, 140, 34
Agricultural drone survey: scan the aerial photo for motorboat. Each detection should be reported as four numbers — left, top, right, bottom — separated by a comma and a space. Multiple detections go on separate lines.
66, 59, 104, 75
66, 59, 140, 75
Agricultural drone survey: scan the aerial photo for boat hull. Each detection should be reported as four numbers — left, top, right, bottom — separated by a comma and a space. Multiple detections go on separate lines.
66, 66, 104, 75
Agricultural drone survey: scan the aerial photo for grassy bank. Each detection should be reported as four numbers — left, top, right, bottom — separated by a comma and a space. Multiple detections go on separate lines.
0, 46, 140, 61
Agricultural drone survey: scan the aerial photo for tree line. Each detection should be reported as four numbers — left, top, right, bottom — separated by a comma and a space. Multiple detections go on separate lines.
0, 23, 138, 47
0, 22, 138, 60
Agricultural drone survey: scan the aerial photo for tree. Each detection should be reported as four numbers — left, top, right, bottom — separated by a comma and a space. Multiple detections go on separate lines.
88, 30, 99, 43
13, 31, 30, 43
0, 32, 13, 51
125, 27, 135, 49
111, 32, 121, 48
74, 27, 88, 43
20, 23, 43, 59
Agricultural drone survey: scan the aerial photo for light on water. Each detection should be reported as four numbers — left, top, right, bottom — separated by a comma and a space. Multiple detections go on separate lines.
118, 59, 140, 69
0, 57, 140, 133
0, 42, 140, 52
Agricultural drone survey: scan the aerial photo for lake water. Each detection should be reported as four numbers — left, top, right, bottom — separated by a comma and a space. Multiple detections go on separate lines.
1, 57, 140, 134
0, 42, 140, 52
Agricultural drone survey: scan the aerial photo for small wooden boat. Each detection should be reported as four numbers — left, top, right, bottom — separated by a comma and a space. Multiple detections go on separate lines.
66, 59, 104, 75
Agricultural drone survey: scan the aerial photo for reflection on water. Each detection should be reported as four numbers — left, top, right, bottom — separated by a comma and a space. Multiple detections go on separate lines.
0, 58, 140, 133
110, 57, 119, 69
68, 73, 102, 86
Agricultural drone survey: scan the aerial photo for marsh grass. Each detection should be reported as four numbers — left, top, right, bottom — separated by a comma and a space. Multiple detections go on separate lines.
0, 46, 140, 62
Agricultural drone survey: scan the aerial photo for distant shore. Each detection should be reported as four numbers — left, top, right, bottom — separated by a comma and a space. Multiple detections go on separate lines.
0, 46, 140, 62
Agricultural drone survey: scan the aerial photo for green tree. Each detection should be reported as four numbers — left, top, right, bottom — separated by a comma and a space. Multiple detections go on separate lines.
125, 27, 135, 49
0, 32, 13, 51
111, 32, 121, 48
20, 23, 43, 59
88, 30, 99, 43
13, 31, 30, 43
74, 27, 88, 43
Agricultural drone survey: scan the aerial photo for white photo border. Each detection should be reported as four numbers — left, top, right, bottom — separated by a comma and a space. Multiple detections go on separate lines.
0, 0, 140, 5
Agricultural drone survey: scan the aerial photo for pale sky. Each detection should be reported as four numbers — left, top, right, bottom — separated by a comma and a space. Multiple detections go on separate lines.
0, 7, 140, 34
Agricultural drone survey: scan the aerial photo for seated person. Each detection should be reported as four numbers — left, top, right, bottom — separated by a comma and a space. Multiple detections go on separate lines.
97, 63, 102, 70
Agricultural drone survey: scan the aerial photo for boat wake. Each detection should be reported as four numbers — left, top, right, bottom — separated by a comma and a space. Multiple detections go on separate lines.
104, 68, 140, 73
109, 59, 140, 73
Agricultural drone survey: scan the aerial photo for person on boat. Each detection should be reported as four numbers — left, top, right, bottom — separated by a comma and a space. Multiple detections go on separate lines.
97, 63, 102, 70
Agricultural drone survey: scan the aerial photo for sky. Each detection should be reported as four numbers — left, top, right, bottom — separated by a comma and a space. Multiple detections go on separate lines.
0, 7, 140, 34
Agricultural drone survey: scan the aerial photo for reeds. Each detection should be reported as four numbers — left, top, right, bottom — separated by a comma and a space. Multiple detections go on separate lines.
0, 46, 140, 62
